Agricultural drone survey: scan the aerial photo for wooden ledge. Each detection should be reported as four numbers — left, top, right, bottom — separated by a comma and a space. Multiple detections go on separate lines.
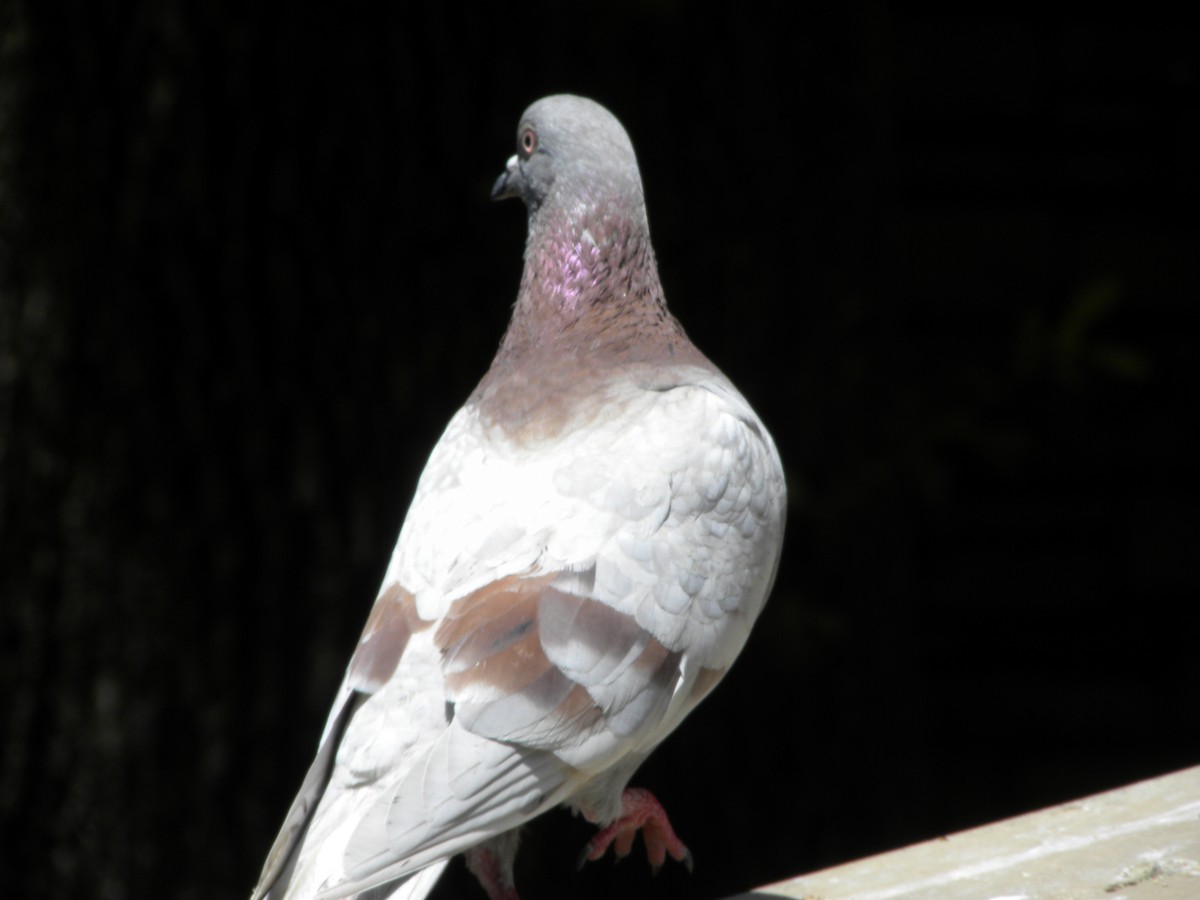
730, 765, 1200, 900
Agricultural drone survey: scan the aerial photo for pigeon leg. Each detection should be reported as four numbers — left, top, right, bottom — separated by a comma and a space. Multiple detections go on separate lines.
464, 844, 520, 900
578, 787, 694, 874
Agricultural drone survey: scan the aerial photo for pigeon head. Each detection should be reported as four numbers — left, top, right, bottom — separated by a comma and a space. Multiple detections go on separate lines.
491, 94, 645, 226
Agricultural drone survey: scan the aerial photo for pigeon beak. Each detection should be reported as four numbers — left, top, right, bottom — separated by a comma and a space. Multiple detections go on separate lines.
491, 154, 521, 201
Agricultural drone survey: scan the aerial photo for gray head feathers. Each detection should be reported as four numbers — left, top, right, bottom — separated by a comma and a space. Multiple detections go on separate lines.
491, 94, 646, 227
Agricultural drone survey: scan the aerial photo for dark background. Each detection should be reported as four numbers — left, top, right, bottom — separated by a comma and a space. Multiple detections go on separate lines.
2, 2, 1196, 899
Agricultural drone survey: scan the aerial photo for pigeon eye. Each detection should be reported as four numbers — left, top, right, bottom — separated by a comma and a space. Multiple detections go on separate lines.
519, 128, 537, 158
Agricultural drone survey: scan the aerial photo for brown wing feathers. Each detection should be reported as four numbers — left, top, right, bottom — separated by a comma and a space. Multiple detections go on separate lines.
347, 584, 432, 694
433, 575, 682, 750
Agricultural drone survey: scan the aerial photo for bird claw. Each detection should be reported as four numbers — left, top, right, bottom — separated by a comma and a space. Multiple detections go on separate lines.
578, 788, 693, 875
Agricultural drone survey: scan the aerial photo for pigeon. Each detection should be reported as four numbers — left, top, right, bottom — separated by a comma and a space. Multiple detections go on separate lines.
251, 94, 787, 900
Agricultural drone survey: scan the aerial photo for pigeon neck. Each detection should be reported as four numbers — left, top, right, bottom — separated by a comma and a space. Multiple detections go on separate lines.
473, 193, 712, 441
498, 195, 675, 360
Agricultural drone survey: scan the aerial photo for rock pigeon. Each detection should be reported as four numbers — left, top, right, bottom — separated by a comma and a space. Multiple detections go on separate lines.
251, 94, 786, 900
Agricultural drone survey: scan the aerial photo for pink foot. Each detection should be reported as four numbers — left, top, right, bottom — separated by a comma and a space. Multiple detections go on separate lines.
464, 845, 520, 900
578, 787, 694, 874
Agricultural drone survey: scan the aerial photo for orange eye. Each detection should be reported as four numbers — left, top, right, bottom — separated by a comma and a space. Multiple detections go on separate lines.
520, 128, 537, 158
